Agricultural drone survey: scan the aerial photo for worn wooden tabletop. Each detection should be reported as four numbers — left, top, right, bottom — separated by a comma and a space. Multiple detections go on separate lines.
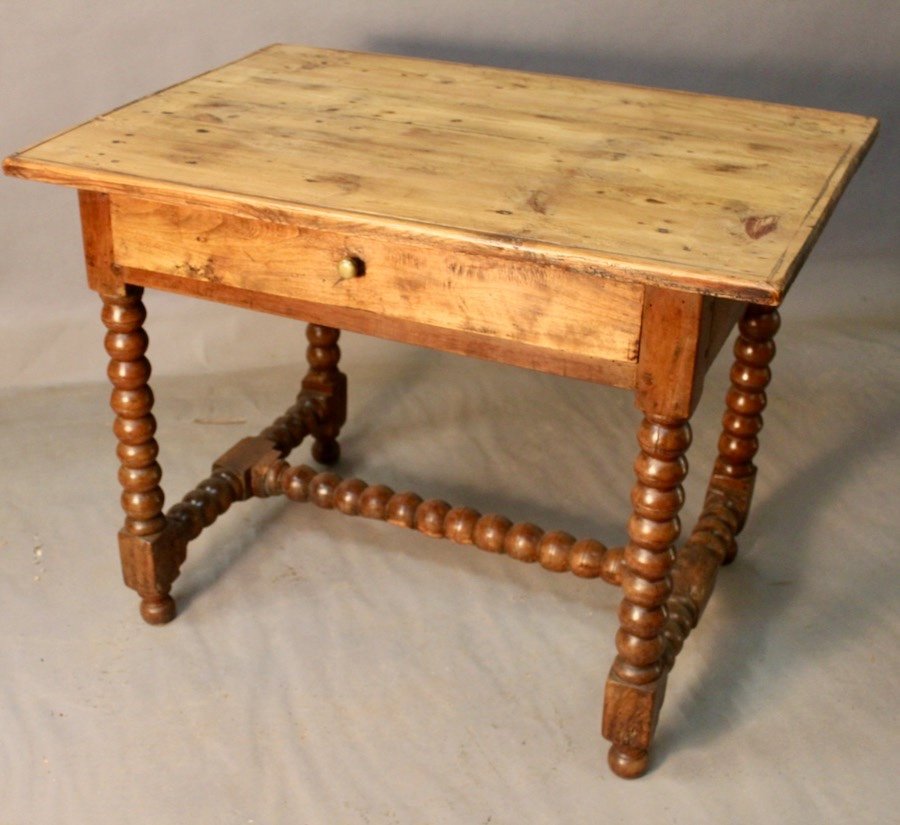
3, 44, 877, 303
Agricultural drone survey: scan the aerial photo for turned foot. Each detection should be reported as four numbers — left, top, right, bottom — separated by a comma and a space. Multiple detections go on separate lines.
311, 436, 341, 465
139, 593, 177, 625
608, 744, 650, 779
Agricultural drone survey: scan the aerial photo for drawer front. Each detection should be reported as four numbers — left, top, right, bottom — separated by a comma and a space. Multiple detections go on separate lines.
110, 195, 642, 366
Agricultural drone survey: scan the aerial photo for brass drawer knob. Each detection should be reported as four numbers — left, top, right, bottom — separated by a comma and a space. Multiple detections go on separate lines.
337, 255, 363, 280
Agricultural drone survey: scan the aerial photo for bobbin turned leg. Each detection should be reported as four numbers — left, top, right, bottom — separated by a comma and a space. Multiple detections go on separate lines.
302, 324, 347, 465
603, 414, 691, 778
713, 305, 780, 564
102, 286, 182, 624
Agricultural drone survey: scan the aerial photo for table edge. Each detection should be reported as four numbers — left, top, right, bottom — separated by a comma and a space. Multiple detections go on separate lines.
3, 42, 880, 308
4, 153, 792, 305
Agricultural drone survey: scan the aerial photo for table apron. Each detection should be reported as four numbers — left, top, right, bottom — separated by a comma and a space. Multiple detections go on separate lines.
108, 195, 643, 378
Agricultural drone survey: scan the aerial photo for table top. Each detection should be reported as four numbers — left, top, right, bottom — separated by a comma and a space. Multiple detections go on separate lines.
4, 44, 877, 304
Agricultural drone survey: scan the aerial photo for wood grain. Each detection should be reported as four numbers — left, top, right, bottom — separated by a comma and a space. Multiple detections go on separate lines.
119, 264, 640, 387
101, 285, 180, 624
3, 44, 880, 778
3, 44, 878, 303
78, 190, 120, 294
711, 304, 781, 562
635, 288, 708, 418
301, 323, 347, 465
603, 414, 691, 778
248, 451, 624, 584
108, 194, 644, 367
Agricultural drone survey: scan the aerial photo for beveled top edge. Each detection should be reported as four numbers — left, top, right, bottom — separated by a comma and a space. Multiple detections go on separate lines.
3, 44, 880, 305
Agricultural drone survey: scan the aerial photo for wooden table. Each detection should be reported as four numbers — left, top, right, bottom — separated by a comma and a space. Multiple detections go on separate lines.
4, 45, 877, 778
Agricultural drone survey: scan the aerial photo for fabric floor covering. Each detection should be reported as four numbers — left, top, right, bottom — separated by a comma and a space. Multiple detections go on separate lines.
1, 259, 898, 824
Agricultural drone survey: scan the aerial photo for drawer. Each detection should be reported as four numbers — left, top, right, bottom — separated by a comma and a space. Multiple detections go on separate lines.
109, 195, 643, 372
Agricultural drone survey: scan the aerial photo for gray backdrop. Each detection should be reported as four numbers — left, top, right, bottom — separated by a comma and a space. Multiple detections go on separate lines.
1, 3, 898, 824
1, 0, 897, 387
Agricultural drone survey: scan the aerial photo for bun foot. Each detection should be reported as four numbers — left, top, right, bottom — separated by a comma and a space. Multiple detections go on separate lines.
140, 594, 177, 625
608, 744, 649, 779
312, 437, 340, 466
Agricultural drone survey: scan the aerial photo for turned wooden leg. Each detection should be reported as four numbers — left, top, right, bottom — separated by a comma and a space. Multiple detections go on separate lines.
302, 323, 347, 465
102, 286, 181, 624
603, 414, 691, 778
713, 304, 780, 564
